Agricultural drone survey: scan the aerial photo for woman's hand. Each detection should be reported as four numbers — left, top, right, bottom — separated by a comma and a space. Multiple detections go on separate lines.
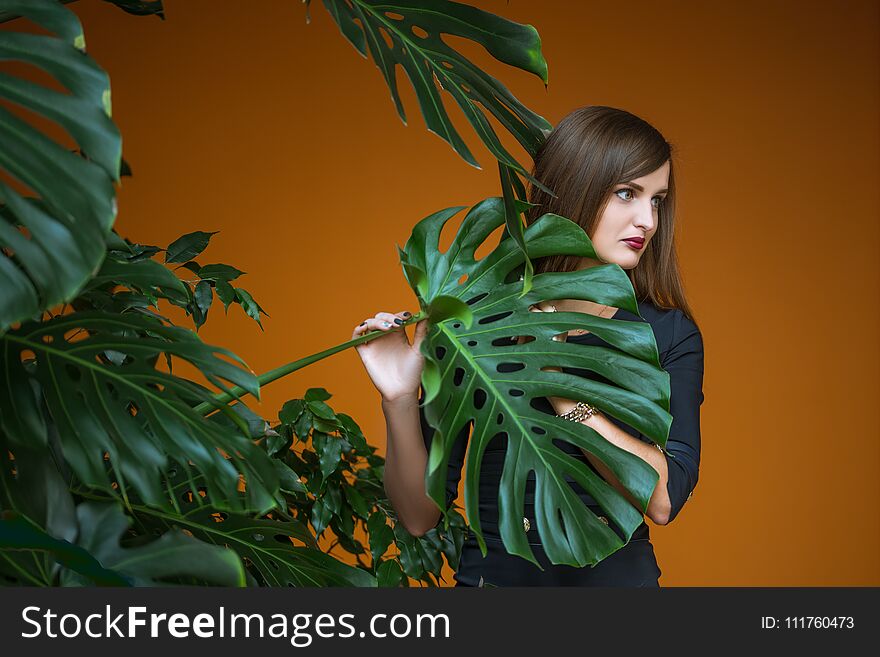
353, 310, 428, 403
521, 302, 577, 416
520, 302, 568, 363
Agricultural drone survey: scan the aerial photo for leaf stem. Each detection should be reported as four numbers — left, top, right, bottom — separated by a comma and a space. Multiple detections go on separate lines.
194, 311, 427, 415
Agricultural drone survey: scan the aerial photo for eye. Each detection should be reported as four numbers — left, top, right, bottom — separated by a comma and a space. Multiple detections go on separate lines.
615, 187, 665, 209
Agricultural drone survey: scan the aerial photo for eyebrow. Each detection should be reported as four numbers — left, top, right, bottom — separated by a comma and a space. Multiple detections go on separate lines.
622, 181, 668, 195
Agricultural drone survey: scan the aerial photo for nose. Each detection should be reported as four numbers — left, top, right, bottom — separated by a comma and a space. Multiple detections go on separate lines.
632, 199, 656, 234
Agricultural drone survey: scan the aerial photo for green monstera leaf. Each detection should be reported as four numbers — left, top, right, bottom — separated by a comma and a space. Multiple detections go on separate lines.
0, 0, 122, 332
59, 501, 249, 587
398, 197, 673, 568
318, 0, 551, 175
0, 310, 282, 516
315, 0, 555, 294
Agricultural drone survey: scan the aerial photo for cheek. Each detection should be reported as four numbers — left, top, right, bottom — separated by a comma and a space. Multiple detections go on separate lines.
592, 212, 624, 243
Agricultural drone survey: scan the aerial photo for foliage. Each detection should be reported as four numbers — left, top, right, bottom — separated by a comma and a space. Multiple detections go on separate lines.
261, 387, 468, 586
0, 232, 467, 586
0, 0, 616, 586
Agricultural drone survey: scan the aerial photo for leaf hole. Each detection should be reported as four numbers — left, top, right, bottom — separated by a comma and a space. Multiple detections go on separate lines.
473, 388, 487, 410
508, 389, 524, 397
466, 340, 477, 347
458, 273, 468, 284
496, 362, 524, 373
384, 11, 404, 20
531, 426, 546, 435
64, 364, 81, 382
441, 60, 454, 69
465, 292, 488, 306
411, 25, 429, 39
478, 310, 513, 325
378, 25, 393, 49
435, 345, 447, 360
453, 367, 465, 387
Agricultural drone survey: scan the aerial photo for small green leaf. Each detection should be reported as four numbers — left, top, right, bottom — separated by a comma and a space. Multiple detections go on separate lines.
367, 512, 394, 563
279, 399, 305, 425
376, 559, 404, 587
344, 486, 370, 520
323, 484, 342, 515
273, 459, 307, 494
234, 287, 265, 328
199, 263, 245, 282
165, 231, 218, 264
194, 280, 213, 315
304, 387, 332, 402
215, 279, 236, 310
318, 435, 343, 478
311, 497, 332, 535
307, 400, 336, 420
178, 260, 202, 275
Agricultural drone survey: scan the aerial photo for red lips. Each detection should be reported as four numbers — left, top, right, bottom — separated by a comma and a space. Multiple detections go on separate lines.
622, 237, 644, 250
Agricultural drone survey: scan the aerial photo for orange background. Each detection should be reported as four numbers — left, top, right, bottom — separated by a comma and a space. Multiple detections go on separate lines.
30, 0, 880, 585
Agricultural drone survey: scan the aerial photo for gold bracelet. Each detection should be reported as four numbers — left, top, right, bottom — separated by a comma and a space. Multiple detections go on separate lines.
556, 400, 598, 422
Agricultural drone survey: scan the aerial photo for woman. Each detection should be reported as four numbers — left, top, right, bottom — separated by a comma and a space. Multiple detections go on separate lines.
353, 106, 705, 587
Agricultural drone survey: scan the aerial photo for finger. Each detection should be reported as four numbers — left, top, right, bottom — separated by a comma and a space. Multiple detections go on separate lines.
352, 319, 372, 339
412, 319, 429, 351
352, 316, 396, 339
373, 311, 407, 328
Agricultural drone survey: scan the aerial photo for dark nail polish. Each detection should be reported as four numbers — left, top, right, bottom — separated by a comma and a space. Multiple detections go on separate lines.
359, 322, 366, 326
394, 318, 403, 325
403, 311, 411, 317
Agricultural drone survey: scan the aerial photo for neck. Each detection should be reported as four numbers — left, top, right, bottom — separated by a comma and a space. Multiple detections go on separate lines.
576, 256, 605, 270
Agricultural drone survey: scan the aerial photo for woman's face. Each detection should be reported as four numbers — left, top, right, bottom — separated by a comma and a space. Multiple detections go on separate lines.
580, 159, 670, 270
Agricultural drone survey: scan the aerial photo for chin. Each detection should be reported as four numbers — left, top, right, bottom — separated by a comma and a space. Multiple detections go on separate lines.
609, 250, 641, 270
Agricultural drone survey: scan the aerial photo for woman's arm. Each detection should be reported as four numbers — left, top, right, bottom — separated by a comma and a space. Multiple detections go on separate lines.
353, 314, 458, 537
381, 392, 443, 536
550, 309, 705, 526
552, 404, 673, 524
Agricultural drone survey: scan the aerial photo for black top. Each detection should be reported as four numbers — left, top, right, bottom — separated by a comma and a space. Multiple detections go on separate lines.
419, 299, 705, 586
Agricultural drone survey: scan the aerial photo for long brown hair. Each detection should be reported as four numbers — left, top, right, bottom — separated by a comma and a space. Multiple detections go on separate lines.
525, 105, 696, 323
